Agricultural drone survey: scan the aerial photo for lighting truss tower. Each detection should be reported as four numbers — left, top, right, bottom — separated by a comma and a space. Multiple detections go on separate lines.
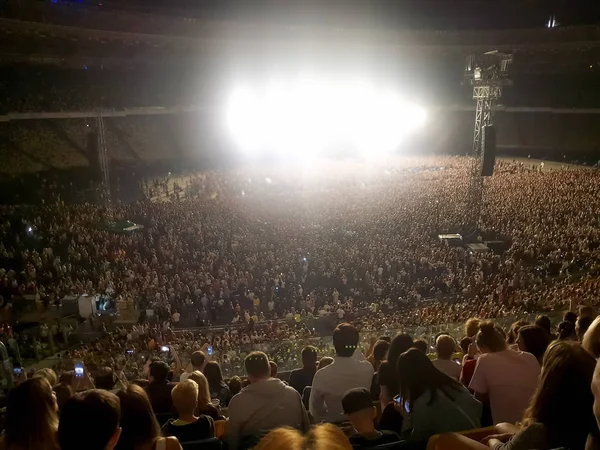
464, 51, 513, 228
96, 110, 113, 222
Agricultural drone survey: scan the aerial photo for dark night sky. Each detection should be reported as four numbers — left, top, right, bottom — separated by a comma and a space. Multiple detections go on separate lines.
95, 0, 600, 30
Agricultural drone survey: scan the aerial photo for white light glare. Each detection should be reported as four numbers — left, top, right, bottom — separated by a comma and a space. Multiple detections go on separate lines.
225, 77, 426, 156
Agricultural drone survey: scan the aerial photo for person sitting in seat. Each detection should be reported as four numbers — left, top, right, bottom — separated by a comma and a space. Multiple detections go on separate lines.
432, 335, 461, 380
342, 388, 401, 448
162, 380, 215, 443
289, 346, 318, 395
227, 351, 310, 450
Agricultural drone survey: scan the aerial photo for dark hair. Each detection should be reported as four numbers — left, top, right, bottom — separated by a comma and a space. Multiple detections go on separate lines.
245, 351, 270, 378
523, 341, 598, 449
476, 321, 506, 352
563, 311, 578, 325
191, 351, 206, 369
579, 305, 595, 319
558, 321, 577, 341
459, 337, 472, 354
373, 340, 391, 361
301, 346, 318, 367
397, 348, 463, 409
379, 336, 392, 343
149, 361, 169, 383
58, 390, 120, 450
517, 325, 550, 362
53, 382, 74, 411
116, 384, 161, 450
5, 377, 58, 450
204, 361, 225, 392
412, 339, 428, 353
269, 361, 278, 378
534, 315, 552, 336
333, 323, 360, 357
387, 333, 414, 369
507, 320, 529, 345
94, 367, 116, 390
577, 315, 594, 339
228, 376, 243, 396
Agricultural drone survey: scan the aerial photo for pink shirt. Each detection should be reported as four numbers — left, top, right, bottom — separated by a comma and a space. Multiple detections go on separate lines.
469, 349, 540, 424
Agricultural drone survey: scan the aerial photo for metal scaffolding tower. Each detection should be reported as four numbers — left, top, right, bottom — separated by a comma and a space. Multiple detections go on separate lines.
464, 51, 513, 228
96, 110, 113, 222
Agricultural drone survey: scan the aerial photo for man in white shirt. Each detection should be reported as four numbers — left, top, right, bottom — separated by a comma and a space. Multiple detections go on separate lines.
310, 323, 374, 423
432, 334, 461, 380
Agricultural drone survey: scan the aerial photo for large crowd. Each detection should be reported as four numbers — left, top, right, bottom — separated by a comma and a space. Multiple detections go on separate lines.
0, 154, 600, 448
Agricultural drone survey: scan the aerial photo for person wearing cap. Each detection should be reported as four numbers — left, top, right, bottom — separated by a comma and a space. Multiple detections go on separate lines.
342, 388, 401, 448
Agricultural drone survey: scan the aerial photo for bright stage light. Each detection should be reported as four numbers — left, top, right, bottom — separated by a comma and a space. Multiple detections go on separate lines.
225, 77, 426, 156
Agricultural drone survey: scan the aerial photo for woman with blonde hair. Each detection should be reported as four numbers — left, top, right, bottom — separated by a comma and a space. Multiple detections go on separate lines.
188, 371, 221, 420
254, 424, 352, 450
162, 380, 214, 443
0, 377, 59, 450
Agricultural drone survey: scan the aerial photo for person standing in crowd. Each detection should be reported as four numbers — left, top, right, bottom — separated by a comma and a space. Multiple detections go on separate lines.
368, 340, 390, 372
577, 315, 594, 342
342, 388, 401, 448
144, 361, 177, 414
432, 334, 461, 380
516, 325, 550, 364
116, 385, 182, 450
398, 348, 481, 442
188, 371, 221, 420
469, 322, 540, 424
377, 333, 413, 407
180, 351, 206, 382
162, 380, 215, 443
534, 315, 554, 339
289, 345, 318, 395
310, 323, 374, 423
58, 390, 122, 450
203, 361, 231, 407
583, 316, 600, 358
227, 351, 310, 450
0, 377, 59, 450
481, 341, 598, 450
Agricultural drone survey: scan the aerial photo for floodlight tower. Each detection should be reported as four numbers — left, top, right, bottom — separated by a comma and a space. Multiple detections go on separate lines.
464, 50, 513, 229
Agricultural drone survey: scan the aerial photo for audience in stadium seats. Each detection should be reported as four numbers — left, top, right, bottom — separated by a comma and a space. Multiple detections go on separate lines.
342, 387, 401, 448
227, 351, 310, 450
432, 334, 461, 380
254, 424, 352, 450
180, 351, 206, 382
310, 324, 374, 423
469, 322, 540, 424
398, 348, 481, 442
515, 325, 550, 364
204, 361, 232, 407
58, 390, 122, 450
289, 345, 318, 395
482, 341, 598, 450
0, 377, 59, 450
162, 380, 215, 443
116, 384, 182, 450
187, 371, 222, 420
145, 361, 177, 414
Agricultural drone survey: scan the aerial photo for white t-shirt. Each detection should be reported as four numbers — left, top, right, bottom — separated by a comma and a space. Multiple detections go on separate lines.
432, 358, 461, 380
469, 349, 540, 424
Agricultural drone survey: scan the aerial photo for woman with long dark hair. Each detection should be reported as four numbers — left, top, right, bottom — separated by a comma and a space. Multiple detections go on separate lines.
203, 361, 231, 407
116, 384, 182, 450
483, 341, 598, 450
397, 348, 481, 442
0, 377, 59, 450
377, 333, 413, 406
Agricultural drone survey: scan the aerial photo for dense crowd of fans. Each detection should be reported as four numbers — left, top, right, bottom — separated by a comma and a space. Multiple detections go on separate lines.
2, 155, 600, 447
